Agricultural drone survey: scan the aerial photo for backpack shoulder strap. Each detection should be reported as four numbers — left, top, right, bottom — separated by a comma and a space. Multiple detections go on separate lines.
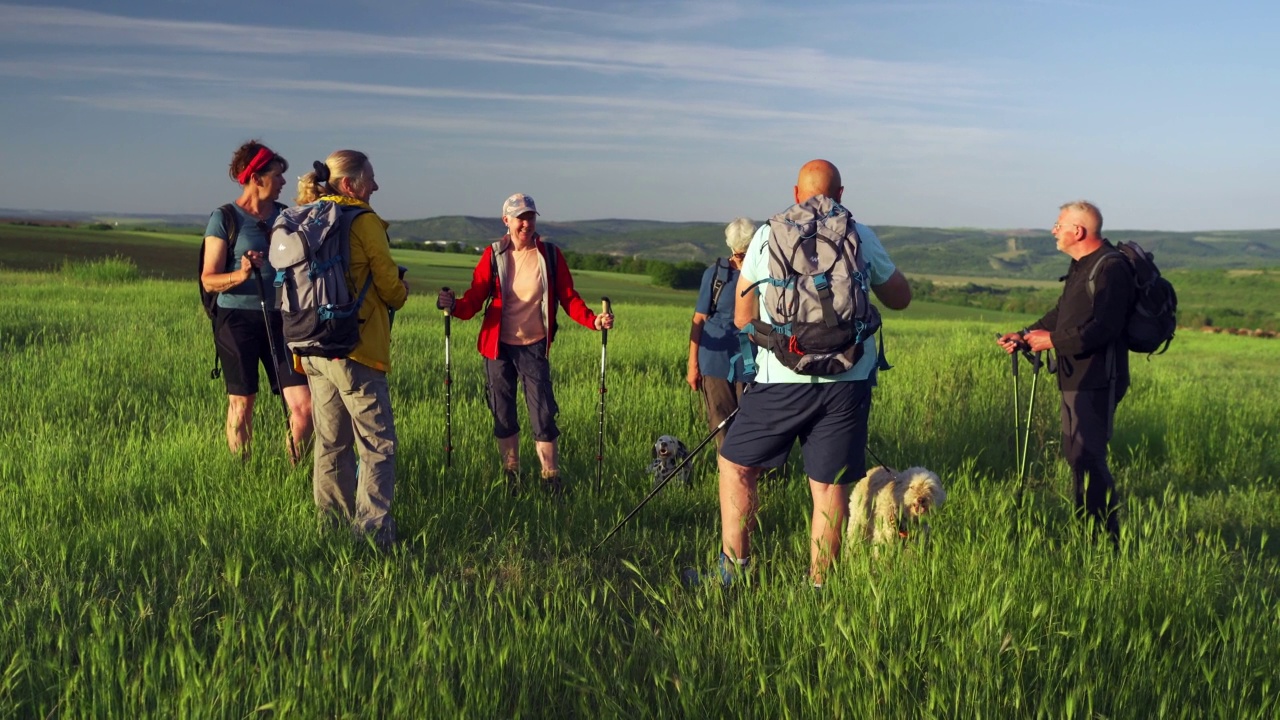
217, 203, 240, 273
335, 205, 370, 266
1086, 246, 1128, 298
489, 238, 508, 297
334, 205, 374, 303
542, 240, 559, 291
708, 258, 730, 314
540, 241, 561, 333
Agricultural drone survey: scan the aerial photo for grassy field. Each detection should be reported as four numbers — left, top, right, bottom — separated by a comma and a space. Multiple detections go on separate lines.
1, 260, 1277, 717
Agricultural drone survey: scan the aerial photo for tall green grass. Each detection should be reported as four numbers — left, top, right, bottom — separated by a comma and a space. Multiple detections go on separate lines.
59, 255, 141, 284
0, 270, 1276, 717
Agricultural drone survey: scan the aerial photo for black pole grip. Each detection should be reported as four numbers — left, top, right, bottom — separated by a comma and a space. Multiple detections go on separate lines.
601, 296, 612, 345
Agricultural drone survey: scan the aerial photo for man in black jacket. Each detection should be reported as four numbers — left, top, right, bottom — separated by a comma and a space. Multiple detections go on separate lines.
998, 201, 1134, 545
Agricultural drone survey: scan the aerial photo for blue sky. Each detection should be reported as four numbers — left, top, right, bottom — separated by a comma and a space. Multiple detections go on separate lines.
0, 1, 1275, 230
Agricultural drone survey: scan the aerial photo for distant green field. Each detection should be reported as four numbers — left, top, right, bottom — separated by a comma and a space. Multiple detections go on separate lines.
4, 222, 1277, 329
0, 222, 200, 278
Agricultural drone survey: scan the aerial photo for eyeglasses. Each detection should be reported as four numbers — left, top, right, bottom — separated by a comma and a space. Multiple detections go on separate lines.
1052, 222, 1080, 232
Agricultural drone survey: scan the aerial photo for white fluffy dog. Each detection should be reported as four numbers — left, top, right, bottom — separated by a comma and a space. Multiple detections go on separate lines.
846, 466, 946, 547
647, 435, 691, 489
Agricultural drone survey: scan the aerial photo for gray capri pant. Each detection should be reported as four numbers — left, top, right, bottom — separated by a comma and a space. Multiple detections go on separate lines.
485, 340, 560, 442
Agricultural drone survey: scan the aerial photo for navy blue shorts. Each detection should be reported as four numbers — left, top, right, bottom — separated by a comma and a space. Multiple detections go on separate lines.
485, 340, 560, 442
718, 381, 872, 484
213, 306, 306, 397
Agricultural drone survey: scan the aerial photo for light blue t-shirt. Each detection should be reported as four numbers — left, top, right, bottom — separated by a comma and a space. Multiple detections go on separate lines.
205, 204, 281, 311
740, 220, 896, 383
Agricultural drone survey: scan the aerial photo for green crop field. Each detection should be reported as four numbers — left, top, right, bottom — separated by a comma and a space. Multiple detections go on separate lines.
1, 257, 1277, 717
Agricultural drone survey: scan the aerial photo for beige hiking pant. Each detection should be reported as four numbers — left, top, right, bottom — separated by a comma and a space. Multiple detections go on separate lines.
302, 356, 397, 536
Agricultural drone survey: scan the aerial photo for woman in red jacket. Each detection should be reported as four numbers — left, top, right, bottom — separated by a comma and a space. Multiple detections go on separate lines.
437, 193, 614, 495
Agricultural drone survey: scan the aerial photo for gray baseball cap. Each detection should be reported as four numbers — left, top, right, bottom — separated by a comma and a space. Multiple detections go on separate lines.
502, 193, 539, 217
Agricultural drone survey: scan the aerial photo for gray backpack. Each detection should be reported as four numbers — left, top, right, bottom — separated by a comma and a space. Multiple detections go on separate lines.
269, 200, 371, 358
742, 195, 882, 376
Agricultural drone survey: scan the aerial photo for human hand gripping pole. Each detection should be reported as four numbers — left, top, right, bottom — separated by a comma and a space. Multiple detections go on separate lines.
438, 287, 454, 468
594, 297, 612, 494
252, 263, 299, 465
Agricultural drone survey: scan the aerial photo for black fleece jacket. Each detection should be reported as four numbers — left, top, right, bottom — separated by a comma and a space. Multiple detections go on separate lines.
1029, 241, 1135, 394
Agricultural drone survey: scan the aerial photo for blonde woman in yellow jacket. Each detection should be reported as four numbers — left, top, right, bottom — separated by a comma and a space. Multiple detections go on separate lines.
296, 150, 408, 549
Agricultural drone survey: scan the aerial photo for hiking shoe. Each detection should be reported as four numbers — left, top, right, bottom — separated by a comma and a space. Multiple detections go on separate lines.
504, 467, 522, 496
682, 552, 752, 589
541, 471, 566, 496
718, 551, 751, 587
371, 520, 397, 552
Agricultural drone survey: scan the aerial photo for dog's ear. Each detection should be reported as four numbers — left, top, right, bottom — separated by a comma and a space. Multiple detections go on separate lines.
677, 440, 688, 455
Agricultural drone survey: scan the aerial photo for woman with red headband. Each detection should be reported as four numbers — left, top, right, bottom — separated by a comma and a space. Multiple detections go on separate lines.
200, 140, 312, 463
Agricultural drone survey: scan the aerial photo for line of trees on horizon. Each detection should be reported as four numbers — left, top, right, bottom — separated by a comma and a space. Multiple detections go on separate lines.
389, 238, 707, 290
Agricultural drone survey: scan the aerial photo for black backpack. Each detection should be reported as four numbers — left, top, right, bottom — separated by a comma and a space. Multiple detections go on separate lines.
1088, 240, 1177, 355
199, 204, 239, 379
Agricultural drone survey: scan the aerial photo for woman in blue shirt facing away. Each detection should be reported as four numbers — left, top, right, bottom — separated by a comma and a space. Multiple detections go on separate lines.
685, 218, 757, 450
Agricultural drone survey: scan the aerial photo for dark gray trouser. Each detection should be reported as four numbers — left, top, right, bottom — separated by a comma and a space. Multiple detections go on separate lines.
700, 375, 745, 451
302, 356, 397, 535
485, 341, 559, 442
1060, 388, 1121, 538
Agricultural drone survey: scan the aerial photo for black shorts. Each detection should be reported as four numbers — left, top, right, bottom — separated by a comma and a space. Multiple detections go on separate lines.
718, 381, 872, 484
213, 306, 306, 397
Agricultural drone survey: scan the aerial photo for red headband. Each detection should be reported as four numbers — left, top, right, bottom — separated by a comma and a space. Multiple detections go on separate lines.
236, 147, 276, 185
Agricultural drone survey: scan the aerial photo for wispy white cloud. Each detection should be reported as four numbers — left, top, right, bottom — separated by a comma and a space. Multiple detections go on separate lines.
3, 58, 989, 134
0, 3, 991, 105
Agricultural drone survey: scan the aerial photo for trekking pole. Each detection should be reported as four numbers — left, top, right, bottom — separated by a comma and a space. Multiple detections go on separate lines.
437, 287, 453, 468
1018, 349, 1044, 484
1010, 338, 1022, 479
996, 332, 1026, 482
252, 264, 299, 464
594, 297, 612, 494
595, 407, 739, 552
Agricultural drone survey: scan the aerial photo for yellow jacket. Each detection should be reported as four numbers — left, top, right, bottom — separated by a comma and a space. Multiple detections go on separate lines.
323, 195, 407, 372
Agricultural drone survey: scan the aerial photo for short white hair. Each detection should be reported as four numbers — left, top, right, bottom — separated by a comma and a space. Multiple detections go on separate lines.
724, 217, 755, 254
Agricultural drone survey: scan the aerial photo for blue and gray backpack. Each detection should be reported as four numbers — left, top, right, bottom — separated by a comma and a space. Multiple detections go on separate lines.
741, 195, 882, 376
268, 200, 371, 358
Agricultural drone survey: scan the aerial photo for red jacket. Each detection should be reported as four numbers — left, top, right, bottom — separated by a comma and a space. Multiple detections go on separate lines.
453, 234, 598, 360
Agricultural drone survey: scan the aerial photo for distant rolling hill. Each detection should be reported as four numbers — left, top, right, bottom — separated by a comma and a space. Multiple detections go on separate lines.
3, 207, 1278, 280
389, 216, 1280, 280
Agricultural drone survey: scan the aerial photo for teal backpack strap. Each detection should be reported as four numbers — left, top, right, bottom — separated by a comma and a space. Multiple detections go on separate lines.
738, 324, 760, 378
